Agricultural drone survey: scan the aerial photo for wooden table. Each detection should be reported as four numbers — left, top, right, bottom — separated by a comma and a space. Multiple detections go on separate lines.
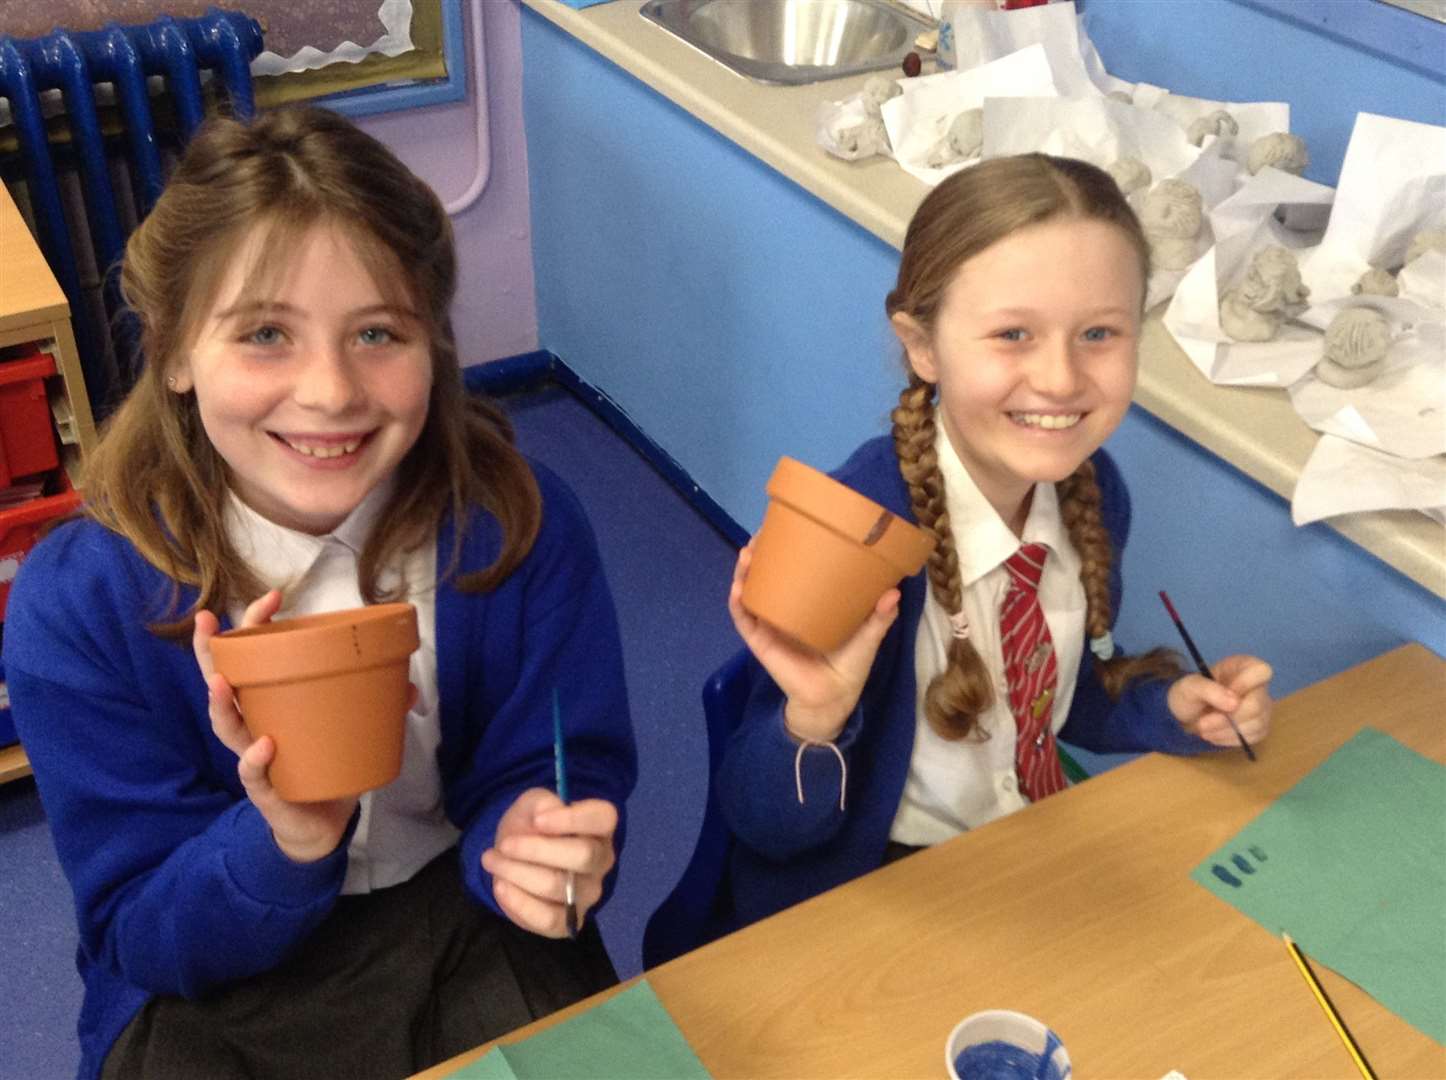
420, 644, 1446, 1079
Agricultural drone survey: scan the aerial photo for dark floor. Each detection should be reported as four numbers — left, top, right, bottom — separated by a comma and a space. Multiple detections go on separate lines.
0, 384, 740, 1079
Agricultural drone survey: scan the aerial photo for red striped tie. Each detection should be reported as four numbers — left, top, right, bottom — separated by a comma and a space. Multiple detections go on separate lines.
999, 543, 1067, 801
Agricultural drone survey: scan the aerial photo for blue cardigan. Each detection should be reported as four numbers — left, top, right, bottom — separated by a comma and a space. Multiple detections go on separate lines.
718, 436, 1210, 928
3, 461, 637, 1080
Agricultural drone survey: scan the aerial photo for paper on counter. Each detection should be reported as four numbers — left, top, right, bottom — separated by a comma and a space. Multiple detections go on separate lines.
942, 0, 1098, 98
1140, 141, 1249, 310
1292, 435, 1446, 526
1129, 82, 1289, 153
984, 95, 1197, 180
1288, 317, 1445, 461
1300, 112, 1446, 303
1162, 167, 1335, 384
881, 45, 1059, 186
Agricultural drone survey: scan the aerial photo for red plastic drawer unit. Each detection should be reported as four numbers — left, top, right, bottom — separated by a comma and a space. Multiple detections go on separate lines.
0, 346, 60, 488
0, 486, 81, 622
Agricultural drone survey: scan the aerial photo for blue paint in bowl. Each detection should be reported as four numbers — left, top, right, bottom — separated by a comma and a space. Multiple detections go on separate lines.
953, 1030, 1066, 1080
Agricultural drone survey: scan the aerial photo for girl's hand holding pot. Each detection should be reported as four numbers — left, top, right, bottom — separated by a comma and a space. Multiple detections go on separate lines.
194, 589, 363, 864
728, 543, 899, 743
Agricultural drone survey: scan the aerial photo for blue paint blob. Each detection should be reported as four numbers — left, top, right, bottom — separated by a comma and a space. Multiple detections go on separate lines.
953, 1036, 1067, 1080
1249, 845, 1268, 862
1212, 863, 1242, 888
1231, 853, 1255, 874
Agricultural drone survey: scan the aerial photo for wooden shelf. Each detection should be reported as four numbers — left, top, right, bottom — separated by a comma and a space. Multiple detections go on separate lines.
0, 743, 33, 785
2, 181, 97, 786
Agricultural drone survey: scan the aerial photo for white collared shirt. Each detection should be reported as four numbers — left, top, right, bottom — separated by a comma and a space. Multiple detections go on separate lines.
889, 427, 1086, 845
225, 482, 458, 893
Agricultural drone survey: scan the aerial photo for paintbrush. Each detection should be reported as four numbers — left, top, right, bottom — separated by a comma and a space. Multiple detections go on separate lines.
1158, 590, 1256, 761
552, 690, 580, 939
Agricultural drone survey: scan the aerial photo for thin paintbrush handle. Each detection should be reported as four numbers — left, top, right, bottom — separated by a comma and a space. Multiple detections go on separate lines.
1283, 933, 1377, 1080
552, 690, 579, 939
1159, 590, 1212, 677
1158, 591, 1257, 761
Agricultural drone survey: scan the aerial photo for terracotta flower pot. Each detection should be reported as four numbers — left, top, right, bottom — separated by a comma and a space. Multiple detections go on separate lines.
210, 602, 420, 802
741, 456, 936, 653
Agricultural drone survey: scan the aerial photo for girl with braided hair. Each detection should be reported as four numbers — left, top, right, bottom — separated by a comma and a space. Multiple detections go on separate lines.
715, 154, 1274, 930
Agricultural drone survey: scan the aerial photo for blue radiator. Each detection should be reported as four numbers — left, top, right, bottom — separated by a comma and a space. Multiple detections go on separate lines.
0, 9, 263, 416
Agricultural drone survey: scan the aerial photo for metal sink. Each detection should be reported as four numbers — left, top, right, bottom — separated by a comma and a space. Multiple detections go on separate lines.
640, 0, 932, 86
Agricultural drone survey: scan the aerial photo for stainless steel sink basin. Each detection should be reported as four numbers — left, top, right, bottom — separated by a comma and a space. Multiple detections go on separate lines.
640, 0, 932, 86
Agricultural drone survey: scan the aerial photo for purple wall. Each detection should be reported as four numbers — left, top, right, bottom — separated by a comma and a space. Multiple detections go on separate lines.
358, 0, 537, 365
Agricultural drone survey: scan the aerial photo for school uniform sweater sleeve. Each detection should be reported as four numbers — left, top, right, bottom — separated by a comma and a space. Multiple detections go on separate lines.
434, 461, 637, 917
716, 439, 915, 864
716, 675, 866, 861
5, 521, 351, 997
3, 520, 351, 1077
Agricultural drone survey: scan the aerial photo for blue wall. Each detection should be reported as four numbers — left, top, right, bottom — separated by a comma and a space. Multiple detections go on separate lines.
522, 3, 1445, 712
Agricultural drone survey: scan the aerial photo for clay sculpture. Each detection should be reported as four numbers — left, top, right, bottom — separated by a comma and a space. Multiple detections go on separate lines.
926, 108, 984, 168
1351, 267, 1400, 297
1106, 157, 1153, 197
1247, 132, 1309, 176
1219, 245, 1310, 342
1141, 179, 1204, 271
834, 117, 891, 159
862, 74, 902, 116
1315, 307, 1392, 388
1186, 109, 1238, 147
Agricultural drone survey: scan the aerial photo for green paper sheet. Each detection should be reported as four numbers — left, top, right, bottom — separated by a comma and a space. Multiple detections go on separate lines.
444, 979, 712, 1079
1191, 727, 1446, 1045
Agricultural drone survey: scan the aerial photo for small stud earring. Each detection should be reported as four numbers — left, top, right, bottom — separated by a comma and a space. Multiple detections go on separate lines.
166, 375, 178, 390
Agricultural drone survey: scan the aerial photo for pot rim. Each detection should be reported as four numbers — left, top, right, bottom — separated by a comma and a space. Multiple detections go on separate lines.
210, 602, 420, 688
767, 456, 934, 574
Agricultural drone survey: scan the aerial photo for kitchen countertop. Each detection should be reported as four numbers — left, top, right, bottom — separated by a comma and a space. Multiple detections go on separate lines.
521, 0, 1445, 600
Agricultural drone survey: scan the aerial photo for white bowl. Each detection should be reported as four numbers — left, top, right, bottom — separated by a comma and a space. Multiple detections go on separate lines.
945, 1009, 1072, 1080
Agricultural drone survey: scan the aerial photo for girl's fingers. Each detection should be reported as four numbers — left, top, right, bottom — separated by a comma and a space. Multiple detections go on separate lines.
193, 610, 221, 683
206, 672, 253, 757
235, 734, 277, 793
496, 831, 615, 877
492, 878, 567, 938
241, 589, 283, 628
533, 798, 619, 840
485, 848, 583, 901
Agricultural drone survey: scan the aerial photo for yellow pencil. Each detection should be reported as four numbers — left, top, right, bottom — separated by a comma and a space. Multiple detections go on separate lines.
1282, 932, 1377, 1080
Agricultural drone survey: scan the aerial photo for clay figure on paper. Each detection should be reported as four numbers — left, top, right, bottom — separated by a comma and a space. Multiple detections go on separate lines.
1351, 267, 1399, 298
1315, 307, 1392, 388
1186, 109, 1238, 147
1106, 157, 1152, 197
833, 116, 892, 160
1219, 245, 1310, 342
862, 74, 902, 116
1247, 132, 1309, 176
1141, 179, 1204, 271
1404, 228, 1446, 266
926, 108, 984, 168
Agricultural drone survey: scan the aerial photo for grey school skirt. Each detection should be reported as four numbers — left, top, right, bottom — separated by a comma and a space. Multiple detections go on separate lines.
102, 849, 617, 1080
